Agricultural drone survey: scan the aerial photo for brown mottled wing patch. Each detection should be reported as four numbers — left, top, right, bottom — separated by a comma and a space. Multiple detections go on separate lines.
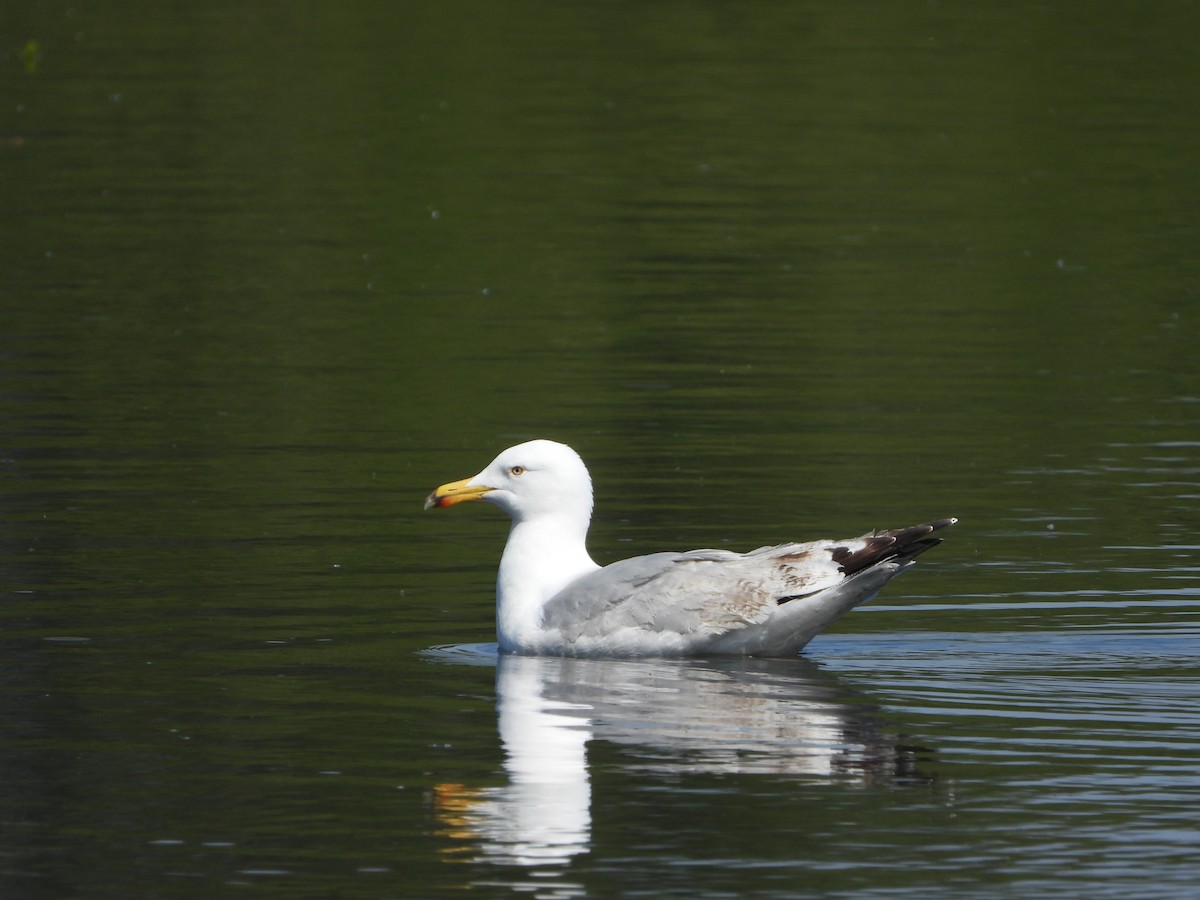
830, 518, 957, 577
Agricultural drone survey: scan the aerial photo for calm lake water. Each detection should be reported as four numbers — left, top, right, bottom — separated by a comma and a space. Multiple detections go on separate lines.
3, 1, 1199, 897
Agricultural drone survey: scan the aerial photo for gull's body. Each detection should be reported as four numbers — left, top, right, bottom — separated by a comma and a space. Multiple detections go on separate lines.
425, 440, 955, 658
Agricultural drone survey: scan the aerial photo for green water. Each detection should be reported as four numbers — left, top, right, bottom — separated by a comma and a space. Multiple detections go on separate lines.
2, 1, 1199, 897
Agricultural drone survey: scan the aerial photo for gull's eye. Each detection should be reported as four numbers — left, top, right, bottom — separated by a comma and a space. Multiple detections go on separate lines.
509, 465, 525, 477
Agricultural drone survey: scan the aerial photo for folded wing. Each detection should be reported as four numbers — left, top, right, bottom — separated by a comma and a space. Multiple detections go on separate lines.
540, 519, 955, 653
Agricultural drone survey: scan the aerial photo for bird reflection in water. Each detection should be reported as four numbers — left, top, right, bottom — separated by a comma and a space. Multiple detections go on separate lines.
432, 649, 934, 888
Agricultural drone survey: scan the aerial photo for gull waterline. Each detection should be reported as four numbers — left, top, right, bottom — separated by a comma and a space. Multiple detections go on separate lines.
425, 439, 956, 657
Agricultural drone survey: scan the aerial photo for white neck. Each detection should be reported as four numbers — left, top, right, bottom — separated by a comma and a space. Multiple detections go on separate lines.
496, 514, 598, 652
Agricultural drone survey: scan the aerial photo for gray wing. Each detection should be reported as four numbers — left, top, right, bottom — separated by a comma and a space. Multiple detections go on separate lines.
539, 519, 956, 646
540, 543, 847, 643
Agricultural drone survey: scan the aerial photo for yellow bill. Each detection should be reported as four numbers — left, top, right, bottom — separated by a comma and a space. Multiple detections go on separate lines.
424, 477, 493, 510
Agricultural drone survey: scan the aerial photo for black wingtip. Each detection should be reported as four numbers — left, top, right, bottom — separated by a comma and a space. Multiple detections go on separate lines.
831, 517, 958, 577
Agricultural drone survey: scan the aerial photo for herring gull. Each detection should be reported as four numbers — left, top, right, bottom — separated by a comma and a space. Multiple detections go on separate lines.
425, 439, 956, 657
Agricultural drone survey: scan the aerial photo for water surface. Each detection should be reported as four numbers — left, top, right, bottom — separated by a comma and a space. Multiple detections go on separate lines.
2, 1, 1199, 897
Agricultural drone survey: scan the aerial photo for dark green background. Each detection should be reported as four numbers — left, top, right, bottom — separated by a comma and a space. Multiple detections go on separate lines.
3, 1, 1198, 896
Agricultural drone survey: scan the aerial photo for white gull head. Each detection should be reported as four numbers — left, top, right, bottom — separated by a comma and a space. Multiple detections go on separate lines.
426, 440, 602, 651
